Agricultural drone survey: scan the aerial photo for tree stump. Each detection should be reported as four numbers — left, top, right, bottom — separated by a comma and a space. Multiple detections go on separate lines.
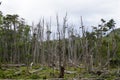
59, 66, 65, 78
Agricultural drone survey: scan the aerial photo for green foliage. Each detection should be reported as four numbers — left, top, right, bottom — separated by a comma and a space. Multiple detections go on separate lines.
29, 74, 40, 79
0, 12, 32, 63
0, 70, 5, 78
106, 19, 115, 29
110, 58, 120, 68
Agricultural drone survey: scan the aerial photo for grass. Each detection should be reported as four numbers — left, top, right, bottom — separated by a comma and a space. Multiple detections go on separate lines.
0, 66, 119, 79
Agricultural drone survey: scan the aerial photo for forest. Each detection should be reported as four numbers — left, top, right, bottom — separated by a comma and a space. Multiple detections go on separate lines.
0, 10, 120, 79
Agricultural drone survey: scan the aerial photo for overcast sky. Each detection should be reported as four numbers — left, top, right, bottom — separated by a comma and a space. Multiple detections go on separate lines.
0, 0, 120, 30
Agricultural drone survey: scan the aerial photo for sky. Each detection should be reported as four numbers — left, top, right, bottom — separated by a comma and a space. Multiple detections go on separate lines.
0, 0, 120, 31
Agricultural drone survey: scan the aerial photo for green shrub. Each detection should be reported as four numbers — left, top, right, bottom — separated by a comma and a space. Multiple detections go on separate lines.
0, 70, 5, 78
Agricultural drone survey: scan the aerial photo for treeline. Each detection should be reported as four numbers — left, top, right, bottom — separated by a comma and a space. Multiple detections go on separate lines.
0, 12, 32, 64
0, 11, 120, 73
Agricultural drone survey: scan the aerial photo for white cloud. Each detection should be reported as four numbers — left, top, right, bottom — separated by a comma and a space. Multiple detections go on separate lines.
0, 0, 120, 28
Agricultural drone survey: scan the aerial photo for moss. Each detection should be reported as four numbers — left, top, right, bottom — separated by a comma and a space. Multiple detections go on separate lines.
29, 74, 40, 79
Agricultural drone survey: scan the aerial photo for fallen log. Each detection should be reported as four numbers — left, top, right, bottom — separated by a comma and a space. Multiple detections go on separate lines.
65, 70, 77, 74
29, 68, 43, 74
14, 70, 22, 75
1, 64, 26, 67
